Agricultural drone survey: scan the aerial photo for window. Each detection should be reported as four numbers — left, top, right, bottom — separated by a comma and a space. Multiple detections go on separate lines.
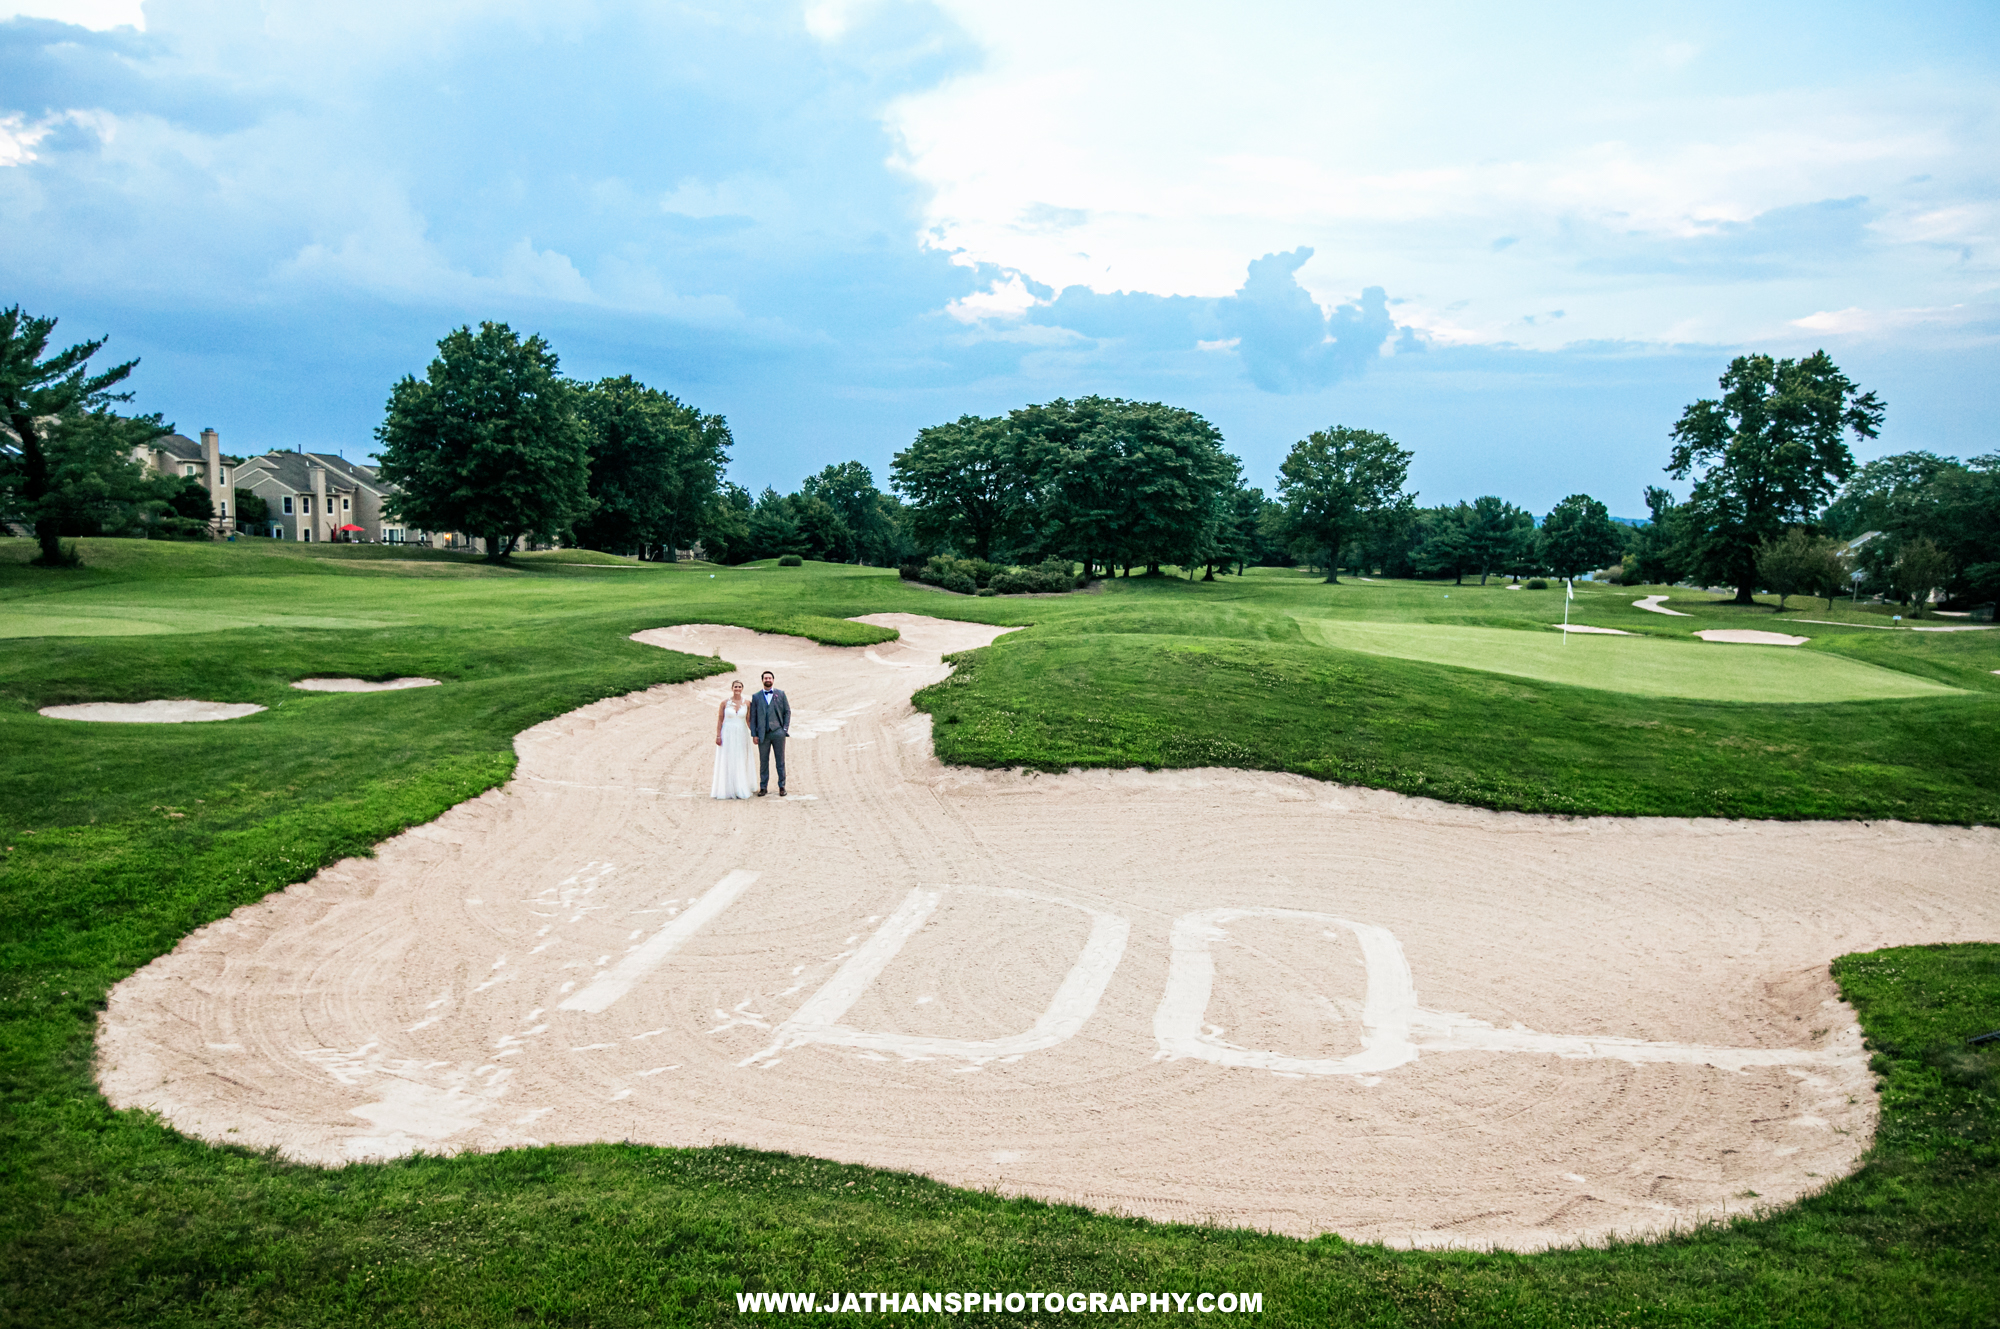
326, 496, 335, 515
342, 497, 350, 511
219, 500, 228, 517
282, 496, 294, 514
183, 464, 196, 476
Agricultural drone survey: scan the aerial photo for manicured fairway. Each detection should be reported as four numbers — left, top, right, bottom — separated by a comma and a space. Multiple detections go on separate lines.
1291, 616, 1961, 702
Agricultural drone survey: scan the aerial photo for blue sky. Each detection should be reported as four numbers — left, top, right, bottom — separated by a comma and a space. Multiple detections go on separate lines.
2, 0, 1995, 516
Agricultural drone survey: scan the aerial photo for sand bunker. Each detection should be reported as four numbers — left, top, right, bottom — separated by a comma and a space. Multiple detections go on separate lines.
292, 677, 441, 693
97, 615, 1999, 1251
1552, 624, 1633, 635
1633, 596, 1690, 617
1695, 629, 1809, 646
41, 700, 266, 723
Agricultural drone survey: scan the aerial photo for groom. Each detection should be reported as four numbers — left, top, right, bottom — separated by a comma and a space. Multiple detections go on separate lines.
748, 669, 791, 797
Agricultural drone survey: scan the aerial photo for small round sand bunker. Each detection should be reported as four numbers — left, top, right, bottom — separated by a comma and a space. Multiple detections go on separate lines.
40, 700, 266, 723
1694, 629, 1809, 646
291, 677, 441, 693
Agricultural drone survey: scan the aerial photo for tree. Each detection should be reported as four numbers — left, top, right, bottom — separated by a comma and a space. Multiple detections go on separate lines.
1756, 528, 1845, 612
3, 406, 174, 542
233, 488, 270, 532
375, 322, 592, 560
1822, 450, 1958, 540
1537, 493, 1622, 583
571, 375, 730, 559
1463, 495, 1533, 584
1626, 486, 1686, 586
1012, 397, 1235, 577
803, 461, 899, 564
1667, 351, 1883, 604
1274, 426, 1414, 583
1852, 453, 2000, 606
1414, 504, 1475, 583
0, 306, 166, 565
1892, 537, 1952, 619
697, 482, 754, 564
891, 415, 1027, 562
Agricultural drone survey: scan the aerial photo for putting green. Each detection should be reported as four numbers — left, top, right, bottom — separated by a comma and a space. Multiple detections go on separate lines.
1293, 617, 1958, 702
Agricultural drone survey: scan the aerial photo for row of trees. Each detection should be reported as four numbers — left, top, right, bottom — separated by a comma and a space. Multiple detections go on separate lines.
887, 405, 1628, 585
12, 307, 1989, 605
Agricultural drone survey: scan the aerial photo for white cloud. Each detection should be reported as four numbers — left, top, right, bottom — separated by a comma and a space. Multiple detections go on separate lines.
0, 0, 144, 30
0, 113, 52, 166
892, 1, 1998, 350
944, 272, 1039, 322
1789, 304, 1975, 336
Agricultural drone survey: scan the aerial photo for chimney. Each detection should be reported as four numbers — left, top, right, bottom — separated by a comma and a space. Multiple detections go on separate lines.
202, 429, 223, 533
311, 460, 327, 543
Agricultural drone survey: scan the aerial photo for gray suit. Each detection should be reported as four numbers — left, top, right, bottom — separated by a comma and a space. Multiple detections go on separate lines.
748, 687, 791, 791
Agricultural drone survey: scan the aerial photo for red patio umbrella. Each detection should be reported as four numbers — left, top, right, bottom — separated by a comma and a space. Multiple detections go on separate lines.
339, 524, 365, 531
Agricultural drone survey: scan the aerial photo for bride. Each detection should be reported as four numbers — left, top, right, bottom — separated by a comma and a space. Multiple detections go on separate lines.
711, 679, 756, 799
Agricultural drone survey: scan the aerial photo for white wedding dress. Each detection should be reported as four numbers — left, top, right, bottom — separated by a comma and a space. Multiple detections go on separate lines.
711, 700, 756, 799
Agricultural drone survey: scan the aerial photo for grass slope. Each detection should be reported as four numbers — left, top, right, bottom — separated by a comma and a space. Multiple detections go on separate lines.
1, 541, 1996, 1325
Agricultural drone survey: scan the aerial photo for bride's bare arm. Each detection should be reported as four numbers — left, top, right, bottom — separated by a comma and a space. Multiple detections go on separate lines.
716, 698, 726, 745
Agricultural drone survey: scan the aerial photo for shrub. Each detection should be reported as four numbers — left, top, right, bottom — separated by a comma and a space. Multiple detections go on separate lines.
975, 587, 997, 596
988, 558, 1076, 595
1526, 578, 1549, 590
777, 554, 802, 567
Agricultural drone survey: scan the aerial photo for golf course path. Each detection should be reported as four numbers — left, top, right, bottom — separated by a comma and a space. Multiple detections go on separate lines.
98, 615, 2000, 1251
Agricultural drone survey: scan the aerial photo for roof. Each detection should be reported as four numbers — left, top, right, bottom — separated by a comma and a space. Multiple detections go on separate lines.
148, 434, 244, 466
238, 450, 387, 493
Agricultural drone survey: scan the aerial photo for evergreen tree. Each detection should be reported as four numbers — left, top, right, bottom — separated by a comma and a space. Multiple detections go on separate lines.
0, 306, 166, 565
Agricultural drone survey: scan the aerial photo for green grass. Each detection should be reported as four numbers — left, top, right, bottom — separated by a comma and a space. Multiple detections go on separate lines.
1292, 618, 1958, 701
1, 540, 1996, 1325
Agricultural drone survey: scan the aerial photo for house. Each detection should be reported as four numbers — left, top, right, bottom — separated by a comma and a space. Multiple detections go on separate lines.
132, 428, 244, 536
234, 449, 413, 543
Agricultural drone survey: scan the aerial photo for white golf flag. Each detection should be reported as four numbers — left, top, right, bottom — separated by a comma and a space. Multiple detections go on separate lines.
1565, 578, 1574, 600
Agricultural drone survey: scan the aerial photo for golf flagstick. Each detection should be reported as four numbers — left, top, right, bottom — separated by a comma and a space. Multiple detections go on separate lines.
1563, 578, 1573, 643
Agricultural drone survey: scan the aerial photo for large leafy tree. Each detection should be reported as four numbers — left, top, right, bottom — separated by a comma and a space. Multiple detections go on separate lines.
1537, 493, 1623, 582
375, 323, 592, 560
803, 461, 908, 565
890, 415, 1027, 561
570, 375, 730, 560
1274, 425, 1414, 583
1668, 351, 1883, 604
1821, 450, 1959, 540
0, 306, 167, 565
1012, 397, 1235, 577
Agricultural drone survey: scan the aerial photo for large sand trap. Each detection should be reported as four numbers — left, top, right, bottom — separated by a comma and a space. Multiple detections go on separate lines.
1694, 629, 1809, 646
292, 677, 441, 693
41, 700, 266, 723
1552, 624, 1633, 635
97, 615, 1999, 1251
